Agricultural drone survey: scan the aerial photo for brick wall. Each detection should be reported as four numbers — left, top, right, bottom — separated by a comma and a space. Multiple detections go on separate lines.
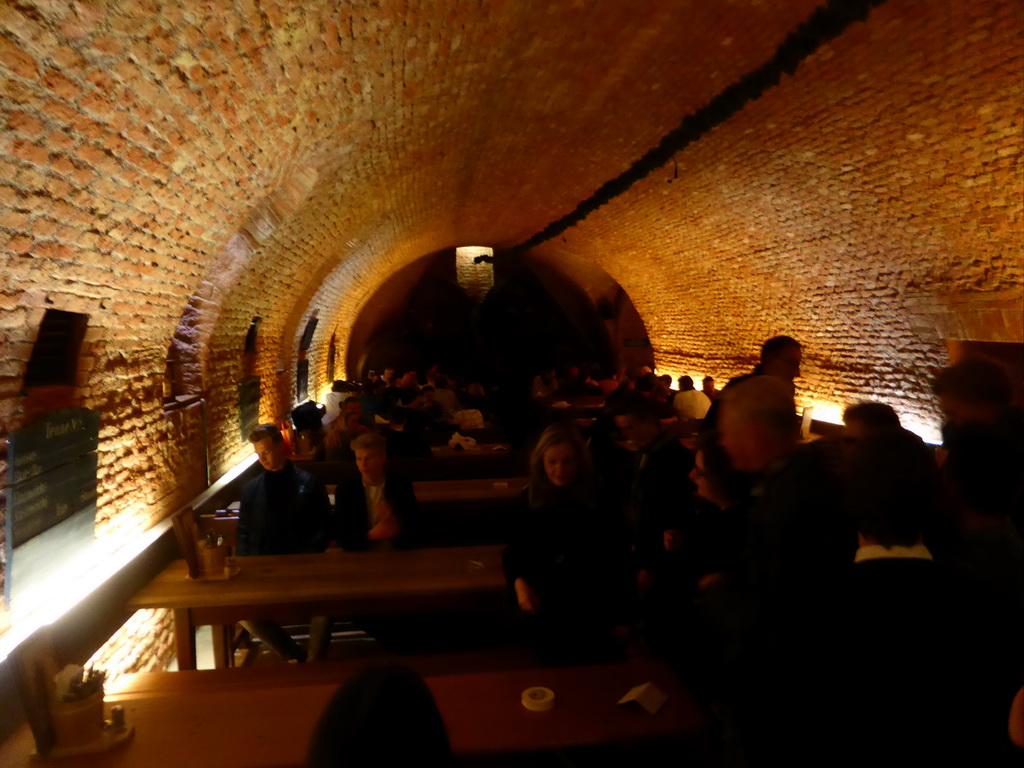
0, 0, 1020, 661
530, 0, 1022, 438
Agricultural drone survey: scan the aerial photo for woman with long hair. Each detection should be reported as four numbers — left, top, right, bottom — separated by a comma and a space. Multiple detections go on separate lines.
503, 423, 634, 665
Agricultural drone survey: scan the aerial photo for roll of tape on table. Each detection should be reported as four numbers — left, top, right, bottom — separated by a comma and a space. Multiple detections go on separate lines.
522, 686, 555, 712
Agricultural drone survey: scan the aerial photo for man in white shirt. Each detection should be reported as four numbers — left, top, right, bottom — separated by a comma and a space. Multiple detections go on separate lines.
672, 376, 711, 421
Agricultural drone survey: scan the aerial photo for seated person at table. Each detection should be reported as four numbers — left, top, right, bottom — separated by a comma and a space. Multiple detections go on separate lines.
673, 375, 712, 422
385, 405, 432, 459
342, 394, 375, 432
531, 368, 557, 398
503, 424, 634, 665
416, 385, 446, 427
336, 432, 420, 550
319, 410, 365, 461
238, 424, 333, 661
322, 380, 349, 425
307, 663, 452, 768
432, 375, 460, 417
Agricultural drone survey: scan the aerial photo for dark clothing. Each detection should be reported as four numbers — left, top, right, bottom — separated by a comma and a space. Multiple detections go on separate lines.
358, 392, 383, 422
625, 433, 696, 571
334, 473, 420, 551
385, 427, 432, 459
683, 499, 748, 588
740, 442, 853, 608
237, 461, 332, 556
503, 488, 634, 664
954, 522, 1024, 617
738, 557, 1022, 768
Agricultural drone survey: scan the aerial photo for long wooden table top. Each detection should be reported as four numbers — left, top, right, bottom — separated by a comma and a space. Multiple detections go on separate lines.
429, 442, 512, 457
0, 661, 709, 767
126, 545, 505, 614
413, 476, 528, 502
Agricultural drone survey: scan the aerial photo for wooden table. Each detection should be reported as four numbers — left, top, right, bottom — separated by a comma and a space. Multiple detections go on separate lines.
429, 442, 511, 457
0, 661, 710, 767
127, 545, 505, 671
412, 476, 528, 503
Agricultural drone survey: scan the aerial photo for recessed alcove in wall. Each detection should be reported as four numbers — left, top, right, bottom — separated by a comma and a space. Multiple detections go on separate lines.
343, 248, 652, 385
23, 309, 88, 391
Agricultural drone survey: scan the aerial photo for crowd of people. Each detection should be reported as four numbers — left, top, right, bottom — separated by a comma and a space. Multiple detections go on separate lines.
239, 345, 1023, 766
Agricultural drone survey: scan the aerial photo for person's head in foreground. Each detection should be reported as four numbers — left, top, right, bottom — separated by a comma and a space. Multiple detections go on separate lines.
307, 664, 452, 768
718, 376, 798, 473
845, 427, 939, 548
932, 357, 1014, 428
842, 401, 901, 442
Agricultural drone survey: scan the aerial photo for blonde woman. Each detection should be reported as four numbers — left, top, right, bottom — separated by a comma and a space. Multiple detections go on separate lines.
502, 423, 633, 664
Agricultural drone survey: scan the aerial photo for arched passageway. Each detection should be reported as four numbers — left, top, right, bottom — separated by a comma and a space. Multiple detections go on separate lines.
0, 0, 1020, 683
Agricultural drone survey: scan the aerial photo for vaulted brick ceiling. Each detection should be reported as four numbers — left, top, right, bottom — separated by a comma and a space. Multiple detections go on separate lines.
0, 0, 1021, 502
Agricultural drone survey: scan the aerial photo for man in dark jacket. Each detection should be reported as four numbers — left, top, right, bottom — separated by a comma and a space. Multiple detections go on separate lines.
237, 423, 332, 661
335, 432, 420, 551
238, 424, 332, 557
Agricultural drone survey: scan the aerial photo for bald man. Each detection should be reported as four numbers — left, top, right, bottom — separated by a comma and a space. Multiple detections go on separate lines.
718, 376, 853, 607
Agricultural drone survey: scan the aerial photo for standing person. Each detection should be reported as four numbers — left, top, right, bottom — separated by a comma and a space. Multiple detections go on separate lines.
613, 395, 695, 585
237, 424, 333, 662
503, 424, 634, 665
701, 376, 718, 402
716, 376, 852, 610
737, 428, 1020, 767
701, 335, 802, 433
613, 395, 696, 657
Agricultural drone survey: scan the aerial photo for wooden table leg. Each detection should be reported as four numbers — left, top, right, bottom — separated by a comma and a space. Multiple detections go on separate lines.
211, 624, 233, 669
173, 608, 197, 671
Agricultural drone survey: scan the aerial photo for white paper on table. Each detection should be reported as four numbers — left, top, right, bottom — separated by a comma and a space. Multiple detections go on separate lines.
617, 682, 667, 715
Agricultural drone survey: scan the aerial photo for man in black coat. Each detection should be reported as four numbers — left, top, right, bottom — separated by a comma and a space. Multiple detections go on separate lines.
736, 428, 1021, 768
237, 423, 332, 661
335, 432, 420, 551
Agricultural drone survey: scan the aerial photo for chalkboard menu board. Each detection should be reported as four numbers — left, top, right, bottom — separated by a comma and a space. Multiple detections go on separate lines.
5, 409, 99, 607
239, 376, 261, 441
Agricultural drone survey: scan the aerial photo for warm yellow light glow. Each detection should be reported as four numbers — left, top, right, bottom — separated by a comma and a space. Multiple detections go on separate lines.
801, 399, 845, 426
0, 520, 170, 664
0, 454, 259, 664
802, 398, 942, 444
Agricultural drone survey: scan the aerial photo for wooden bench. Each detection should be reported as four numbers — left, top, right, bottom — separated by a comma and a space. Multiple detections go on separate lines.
296, 453, 527, 483
194, 478, 529, 552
